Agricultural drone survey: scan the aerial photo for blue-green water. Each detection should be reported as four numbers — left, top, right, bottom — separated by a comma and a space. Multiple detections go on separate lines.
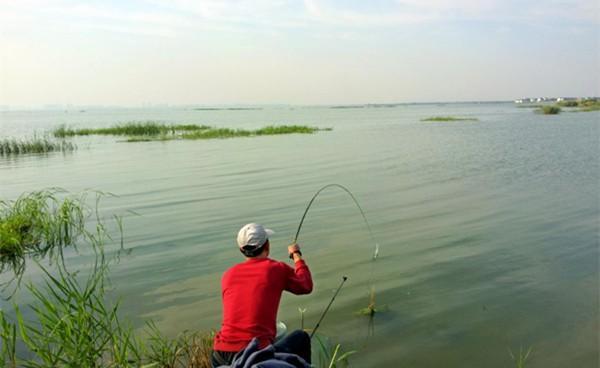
1, 103, 598, 367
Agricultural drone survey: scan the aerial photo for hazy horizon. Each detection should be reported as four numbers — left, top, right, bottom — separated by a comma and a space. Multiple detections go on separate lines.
1, 0, 599, 106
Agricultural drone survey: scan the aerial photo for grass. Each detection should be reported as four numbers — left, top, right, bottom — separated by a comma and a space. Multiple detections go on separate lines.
0, 189, 120, 294
53, 122, 212, 137
0, 206, 214, 367
0, 137, 75, 156
531, 99, 600, 114
53, 122, 330, 142
126, 125, 330, 142
314, 335, 356, 368
421, 116, 478, 122
536, 105, 561, 115
516, 104, 544, 108
509, 346, 532, 368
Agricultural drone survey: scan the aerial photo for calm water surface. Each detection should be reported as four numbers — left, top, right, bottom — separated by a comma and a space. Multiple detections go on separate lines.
1, 103, 598, 367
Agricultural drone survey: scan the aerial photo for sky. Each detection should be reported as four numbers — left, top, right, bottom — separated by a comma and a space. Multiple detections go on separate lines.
0, 0, 599, 106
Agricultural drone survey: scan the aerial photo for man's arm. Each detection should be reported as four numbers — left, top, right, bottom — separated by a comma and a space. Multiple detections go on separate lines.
284, 243, 313, 294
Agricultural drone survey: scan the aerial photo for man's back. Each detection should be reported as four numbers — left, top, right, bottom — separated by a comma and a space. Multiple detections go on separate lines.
214, 257, 312, 352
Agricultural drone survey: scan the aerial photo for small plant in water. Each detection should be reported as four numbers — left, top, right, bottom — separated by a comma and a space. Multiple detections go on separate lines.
298, 307, 307, 330
357, 286, 387, 316
314, 335, 356, 368
509, 346, 532, 368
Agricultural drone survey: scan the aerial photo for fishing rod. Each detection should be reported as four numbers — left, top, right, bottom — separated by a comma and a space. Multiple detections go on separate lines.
310, 276, 348, 339
293, 184, 379, 260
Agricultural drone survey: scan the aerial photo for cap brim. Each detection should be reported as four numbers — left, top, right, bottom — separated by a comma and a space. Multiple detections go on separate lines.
265, 228, 275, 237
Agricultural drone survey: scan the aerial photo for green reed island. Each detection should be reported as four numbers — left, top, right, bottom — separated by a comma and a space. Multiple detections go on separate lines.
420, 116, 479, 122
53, 122, 332, 143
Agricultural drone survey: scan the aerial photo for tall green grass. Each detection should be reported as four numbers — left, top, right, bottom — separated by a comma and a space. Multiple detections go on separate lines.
53, 122, 330, 142
53, 122, 211, 137
125, 125, 329, 142
0, 137, 75, 156
0, 190, 120, 295
536, 106, 561, 115
421, 116, 478, 122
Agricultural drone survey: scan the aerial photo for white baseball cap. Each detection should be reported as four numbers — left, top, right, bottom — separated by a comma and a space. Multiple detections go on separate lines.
237, 223, 274, 250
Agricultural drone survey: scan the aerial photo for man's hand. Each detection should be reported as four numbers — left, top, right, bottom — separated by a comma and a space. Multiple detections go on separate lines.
288, 243, 303, 261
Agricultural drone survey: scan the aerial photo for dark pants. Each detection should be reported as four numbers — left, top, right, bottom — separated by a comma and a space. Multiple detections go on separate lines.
211, 330, 311, 367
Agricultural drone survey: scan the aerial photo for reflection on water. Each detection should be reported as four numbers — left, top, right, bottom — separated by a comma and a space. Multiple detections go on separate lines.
1, 104, 598, 367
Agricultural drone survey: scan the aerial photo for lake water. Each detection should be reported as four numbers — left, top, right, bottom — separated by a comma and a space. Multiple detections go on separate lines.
1, 103, 598, 367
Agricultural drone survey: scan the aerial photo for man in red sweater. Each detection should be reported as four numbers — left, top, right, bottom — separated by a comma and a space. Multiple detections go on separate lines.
212, 223, 313, 367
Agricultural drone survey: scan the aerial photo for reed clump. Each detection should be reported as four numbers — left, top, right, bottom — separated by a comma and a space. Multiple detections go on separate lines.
168, 125, 327, 141
421, 116, 478, 122
53, 122, 330, 142
536, 105, 561, 115
0, 190, 120, 293
53, 122, 212, 137
0, 137, 75, 156
0, 253, 216, 367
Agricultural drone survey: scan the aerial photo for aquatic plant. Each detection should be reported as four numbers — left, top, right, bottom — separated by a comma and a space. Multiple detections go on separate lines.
0, 189, 120, 294
509, 346, 532, 368
0, 137, 75, 156
314, 335, 356, 368
145, 322, 214, 368
179, 125, 326, 140
556, 100, 579, 107
356, 286, 388, 317
298, 307, 307, 330
421, 116, 478, 122
53, 122, 329, 142
537, 106, 561, 115
53, 122, 211, 137
555, 99, 600, 111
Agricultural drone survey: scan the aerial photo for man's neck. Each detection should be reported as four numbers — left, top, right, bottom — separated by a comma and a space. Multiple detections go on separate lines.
246, 253, 269, 261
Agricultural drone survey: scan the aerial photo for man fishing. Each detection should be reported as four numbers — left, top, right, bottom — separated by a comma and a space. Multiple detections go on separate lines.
211, 223, 313, 367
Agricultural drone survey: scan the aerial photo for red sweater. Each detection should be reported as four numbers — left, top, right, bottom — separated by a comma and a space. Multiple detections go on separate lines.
213, 257, 313, 352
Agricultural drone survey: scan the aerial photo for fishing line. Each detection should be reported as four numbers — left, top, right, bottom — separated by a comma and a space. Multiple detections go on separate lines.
292, 184, 379, 261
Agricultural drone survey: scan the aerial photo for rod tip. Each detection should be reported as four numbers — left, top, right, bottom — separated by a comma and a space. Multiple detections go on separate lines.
342, 276, 348, 281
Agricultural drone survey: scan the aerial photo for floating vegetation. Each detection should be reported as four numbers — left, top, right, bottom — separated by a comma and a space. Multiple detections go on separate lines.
0, 137, 75, 156
53, 122, 212, 137
421, 116, 479, 122
0, 189, 119, 294
330, 103, 403, 109
356, 287, 388, 317
124, 125, 330, 142
53, 122, 330, 142
193, 107, 262, 111
516, 104, 544, 108
536, 106, 561, 115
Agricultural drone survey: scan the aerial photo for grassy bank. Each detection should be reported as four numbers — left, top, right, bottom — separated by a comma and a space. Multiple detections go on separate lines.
0, 137, 75, 156
556, 98, 600, 111
421, 116, 478, 122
